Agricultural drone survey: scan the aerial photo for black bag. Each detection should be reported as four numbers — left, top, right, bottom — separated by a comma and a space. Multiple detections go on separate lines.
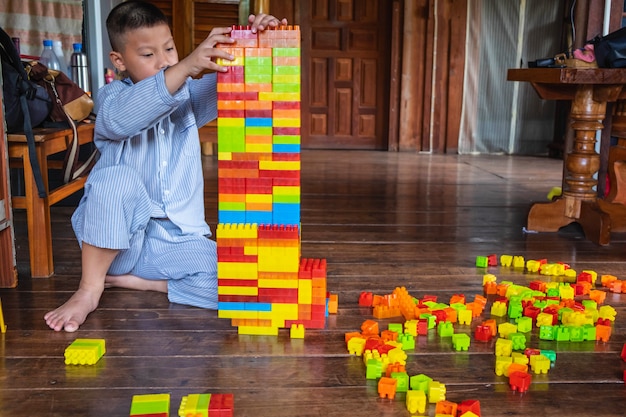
591, 27, 626, 69
0, 27, 52, 197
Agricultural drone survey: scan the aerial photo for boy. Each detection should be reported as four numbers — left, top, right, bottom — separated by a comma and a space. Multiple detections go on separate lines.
44, 1, 287, 332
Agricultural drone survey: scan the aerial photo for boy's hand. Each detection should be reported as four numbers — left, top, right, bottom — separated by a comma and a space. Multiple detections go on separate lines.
248, 14, 288, 33
183, 26, 236, 75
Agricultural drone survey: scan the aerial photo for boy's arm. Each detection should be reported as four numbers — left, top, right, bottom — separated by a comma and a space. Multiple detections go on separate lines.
164, 14, 288, 95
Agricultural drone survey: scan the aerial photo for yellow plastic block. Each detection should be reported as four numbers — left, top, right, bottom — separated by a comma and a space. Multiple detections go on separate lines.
64, 339, 106, 365
273, 118, 301, 127
298, 279, 313, 304
246, 143, 273, 153
258, 92, 301, 101
238, 325, 279, 335
290, 323, 305, 338
218, 286, 258, 296
217, 117, 245, 127
258, 160, 301, 171
272, 303, 299, 318
273, 74, 300, 84
217, 262, 258, 279
216, 56, 244, 66
273, 186, 300, 195
0, 298, 6, 333
257, 247, 300, 272
246, 194, 273, 204
258, 278, 299, 288
217, 223, 258, 239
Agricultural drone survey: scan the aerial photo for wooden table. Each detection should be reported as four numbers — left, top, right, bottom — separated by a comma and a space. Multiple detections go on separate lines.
508, 68, 626, 245
7, 122, 94, 278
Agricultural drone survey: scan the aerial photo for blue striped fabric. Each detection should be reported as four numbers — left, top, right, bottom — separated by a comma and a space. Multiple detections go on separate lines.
69, 69, 220, 309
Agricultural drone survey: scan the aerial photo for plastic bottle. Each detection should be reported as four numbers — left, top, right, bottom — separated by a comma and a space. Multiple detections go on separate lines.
70, 43, 90, 94
40, 39, 61, 71
52, 40, 68, 74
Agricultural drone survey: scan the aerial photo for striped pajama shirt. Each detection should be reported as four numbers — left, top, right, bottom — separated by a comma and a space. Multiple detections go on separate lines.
71, 69, 219, 309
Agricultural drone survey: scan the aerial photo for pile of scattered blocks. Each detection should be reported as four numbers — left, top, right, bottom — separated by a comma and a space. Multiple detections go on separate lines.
346, 253, 619, 414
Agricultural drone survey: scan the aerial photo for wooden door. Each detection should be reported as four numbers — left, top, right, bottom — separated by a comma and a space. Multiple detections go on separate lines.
300, 0, 392, 150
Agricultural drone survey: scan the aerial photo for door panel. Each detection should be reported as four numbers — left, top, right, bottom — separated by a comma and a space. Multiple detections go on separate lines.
301, 0, 391, 149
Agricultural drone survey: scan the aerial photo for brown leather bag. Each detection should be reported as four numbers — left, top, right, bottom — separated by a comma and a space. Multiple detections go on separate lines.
26, 61, 93, 122
26, 61, 97, 183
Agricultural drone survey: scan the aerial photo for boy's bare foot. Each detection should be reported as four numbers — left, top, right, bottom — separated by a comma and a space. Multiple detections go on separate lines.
44, 286, 102, 332
106, 274, 168, 293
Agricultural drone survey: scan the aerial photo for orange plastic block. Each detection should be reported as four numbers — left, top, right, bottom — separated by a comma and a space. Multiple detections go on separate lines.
436, 400, 458, 416
596, 324, 612, 342
361, 320, 379, 336
378, 377, 398, 399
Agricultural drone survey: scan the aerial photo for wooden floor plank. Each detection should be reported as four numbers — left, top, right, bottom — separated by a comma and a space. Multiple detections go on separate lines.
2, 150, 626, 416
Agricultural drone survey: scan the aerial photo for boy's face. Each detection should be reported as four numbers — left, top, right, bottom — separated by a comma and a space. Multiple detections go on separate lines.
109, 23, 179, 83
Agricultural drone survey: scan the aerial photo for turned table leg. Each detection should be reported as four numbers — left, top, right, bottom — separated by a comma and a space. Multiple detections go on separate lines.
528, 84, 617, 244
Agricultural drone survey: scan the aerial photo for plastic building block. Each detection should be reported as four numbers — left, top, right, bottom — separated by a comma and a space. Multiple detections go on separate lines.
458, 400, 481, 417
475, 325, 492, 342
495, 338, 513, 357
529, 354, 550, 374
361, 319, 379, 336
452, 333, 470, 351
509, 371, 531, 393
64, 339, 106, 365
458, 309, 472, 325
508, 333, 526, 350
406, 389, 427, 414
366, 358, 384, 380
498, 322, 517, 338
327, 293, 338, 314
378, 376, 398, 399
398, 333, 415, 350
290, 323, 304, 338
410, 374, 433, 392
130, 393, 170, 417
495, 356, 513, 376
0, 297, 5, 333
437, 321, 454, 337
500, 254, 513, 267
391, 371, 410, 392
428, 381, 446, 403
516, 316, 533, 333
178, 393, 210, 417
436, 400, 458, 416
475, 256, 488, 268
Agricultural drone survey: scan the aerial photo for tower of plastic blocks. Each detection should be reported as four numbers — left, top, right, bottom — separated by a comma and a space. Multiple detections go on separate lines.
215, 25, 329, 335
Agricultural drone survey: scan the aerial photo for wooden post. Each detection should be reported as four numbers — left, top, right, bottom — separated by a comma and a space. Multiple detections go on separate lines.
255, 0, 270, 14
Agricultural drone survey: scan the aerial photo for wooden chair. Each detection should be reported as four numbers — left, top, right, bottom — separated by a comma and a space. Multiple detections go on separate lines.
7, 122, 94, 278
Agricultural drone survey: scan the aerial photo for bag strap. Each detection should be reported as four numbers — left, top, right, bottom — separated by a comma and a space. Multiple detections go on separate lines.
19, 93, 47, 197
46, 76, 97, 183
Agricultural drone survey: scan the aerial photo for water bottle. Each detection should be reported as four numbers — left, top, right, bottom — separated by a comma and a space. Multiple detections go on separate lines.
40, 39, 61, 71
53, 40, 68, 74
70, 43, 90, 94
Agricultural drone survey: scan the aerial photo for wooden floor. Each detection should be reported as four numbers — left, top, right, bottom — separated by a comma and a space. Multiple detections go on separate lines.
1, 150, 626, 417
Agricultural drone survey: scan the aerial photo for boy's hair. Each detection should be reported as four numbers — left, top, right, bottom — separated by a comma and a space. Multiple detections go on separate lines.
106, 0, 169, 52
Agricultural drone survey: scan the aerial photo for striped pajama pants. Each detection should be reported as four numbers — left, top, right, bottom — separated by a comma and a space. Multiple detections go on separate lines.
71, 165, 218, 309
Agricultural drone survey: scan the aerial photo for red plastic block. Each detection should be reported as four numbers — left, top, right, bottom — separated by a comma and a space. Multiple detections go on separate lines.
359, 292, 373, 307
458, 399, 481, 416
509, 371, 531, 393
